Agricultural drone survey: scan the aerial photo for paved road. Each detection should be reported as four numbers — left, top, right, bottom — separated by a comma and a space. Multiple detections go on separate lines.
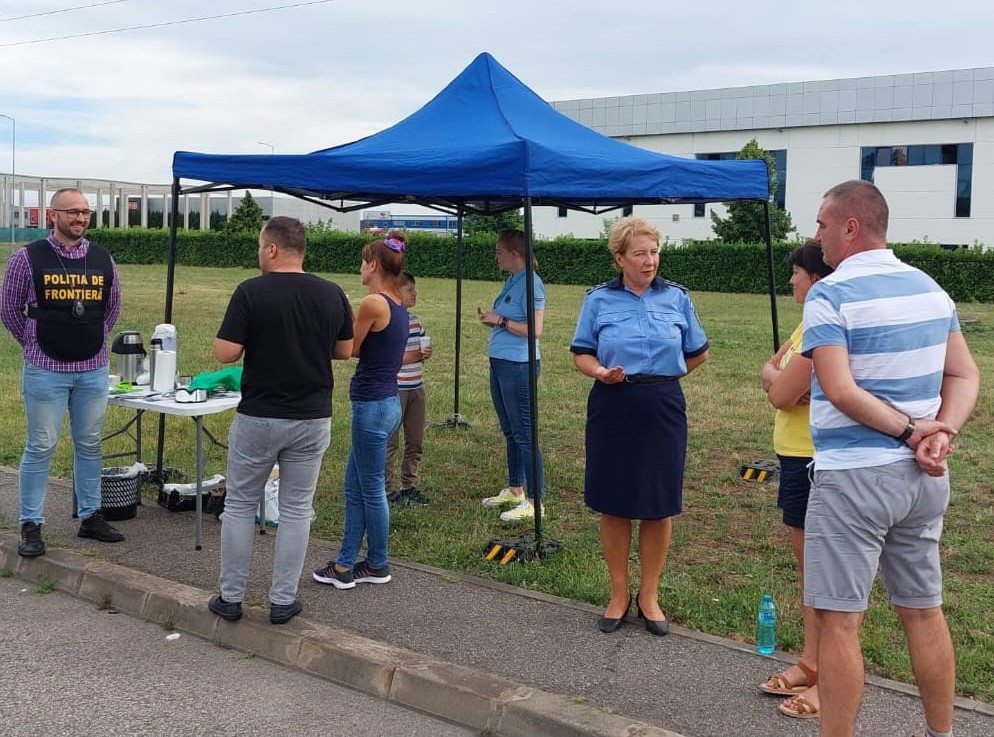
0, 575, 475, 737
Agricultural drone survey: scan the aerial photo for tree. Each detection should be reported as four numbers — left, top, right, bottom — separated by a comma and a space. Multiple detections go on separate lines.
462, 210, 524, 237
710, 139, 795, 243
224, 192, 264, 233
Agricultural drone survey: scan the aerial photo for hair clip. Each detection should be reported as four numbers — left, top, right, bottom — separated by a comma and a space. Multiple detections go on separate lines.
383, 237, 406, 253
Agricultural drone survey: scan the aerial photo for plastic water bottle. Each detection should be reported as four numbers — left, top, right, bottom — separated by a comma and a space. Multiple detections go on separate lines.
757, 594, 776, 655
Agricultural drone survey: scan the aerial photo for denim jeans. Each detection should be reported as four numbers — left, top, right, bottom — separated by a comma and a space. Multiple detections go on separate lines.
220, 413, 330, 605
337, 396, 402, 570
488, 358, 543, 501
19, 362, 109, 524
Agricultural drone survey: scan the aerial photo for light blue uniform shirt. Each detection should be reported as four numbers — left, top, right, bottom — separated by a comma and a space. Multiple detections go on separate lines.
570, 276, 708, 376
487, 270, 546, 362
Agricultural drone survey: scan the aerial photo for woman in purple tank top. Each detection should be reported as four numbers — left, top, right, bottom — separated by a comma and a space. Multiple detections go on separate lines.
314, 231, 409, 590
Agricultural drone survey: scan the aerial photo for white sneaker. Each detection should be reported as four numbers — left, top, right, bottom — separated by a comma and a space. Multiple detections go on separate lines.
482, 488, 524, 508
499, 499, 544, 523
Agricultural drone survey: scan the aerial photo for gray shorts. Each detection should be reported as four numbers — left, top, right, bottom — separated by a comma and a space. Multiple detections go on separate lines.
803, 459, 949, 612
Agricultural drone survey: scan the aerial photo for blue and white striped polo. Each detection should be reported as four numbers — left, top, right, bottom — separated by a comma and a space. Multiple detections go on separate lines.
802, 249, 959, 470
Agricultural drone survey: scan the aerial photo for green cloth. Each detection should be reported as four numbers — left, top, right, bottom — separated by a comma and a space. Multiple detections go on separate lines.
188, 367, 242, 392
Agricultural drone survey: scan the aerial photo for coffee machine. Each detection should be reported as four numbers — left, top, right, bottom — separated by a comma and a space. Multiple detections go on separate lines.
111, 331, 145, 383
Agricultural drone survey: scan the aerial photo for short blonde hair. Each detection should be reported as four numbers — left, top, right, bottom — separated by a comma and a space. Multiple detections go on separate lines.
607, 216, 660, 267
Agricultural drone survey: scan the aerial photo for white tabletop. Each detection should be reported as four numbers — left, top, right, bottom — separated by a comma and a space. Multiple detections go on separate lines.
108, 390, 241, 417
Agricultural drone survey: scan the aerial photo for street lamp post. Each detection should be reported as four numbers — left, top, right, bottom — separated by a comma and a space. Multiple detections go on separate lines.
256, 141, 275, 218
0, 114, 14, 244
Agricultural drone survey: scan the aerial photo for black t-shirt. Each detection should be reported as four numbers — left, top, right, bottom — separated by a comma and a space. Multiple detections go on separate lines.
217, 272, 353, 419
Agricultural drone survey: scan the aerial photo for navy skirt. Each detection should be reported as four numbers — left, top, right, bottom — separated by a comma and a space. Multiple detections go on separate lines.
584, 380, 687, 520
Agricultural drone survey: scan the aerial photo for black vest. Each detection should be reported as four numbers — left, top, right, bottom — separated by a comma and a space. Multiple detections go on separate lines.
25, 239, 114, 362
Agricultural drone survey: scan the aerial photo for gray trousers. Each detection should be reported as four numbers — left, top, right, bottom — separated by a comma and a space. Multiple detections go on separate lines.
219, 413, 331, 606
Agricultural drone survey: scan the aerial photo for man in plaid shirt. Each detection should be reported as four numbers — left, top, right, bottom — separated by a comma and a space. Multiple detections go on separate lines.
1, 188, 124, 556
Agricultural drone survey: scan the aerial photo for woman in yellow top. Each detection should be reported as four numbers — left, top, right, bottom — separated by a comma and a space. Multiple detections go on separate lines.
759, 240, 832, 720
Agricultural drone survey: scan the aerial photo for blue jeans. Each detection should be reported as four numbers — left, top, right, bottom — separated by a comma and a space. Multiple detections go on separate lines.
19, 362, 109, 524
489, 358, 543, 501
337, 396, 402, 570
220, 414, 331, 606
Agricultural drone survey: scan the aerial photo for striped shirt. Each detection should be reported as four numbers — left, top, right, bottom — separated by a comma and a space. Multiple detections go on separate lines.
397, 313, 425, 390
802, 249, 958, 470
1, 233, 122, 372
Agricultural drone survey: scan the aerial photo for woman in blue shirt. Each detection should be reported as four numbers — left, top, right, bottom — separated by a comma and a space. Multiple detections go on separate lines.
570, 216, 709, 635
477, 229, 546, 523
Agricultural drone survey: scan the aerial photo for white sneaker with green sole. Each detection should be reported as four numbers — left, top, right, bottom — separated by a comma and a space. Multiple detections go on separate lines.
499, 499, 544, 522
481, 488, 524, 508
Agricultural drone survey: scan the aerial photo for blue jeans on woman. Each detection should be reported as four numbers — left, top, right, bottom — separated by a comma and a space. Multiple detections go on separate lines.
19, 362, 109, 524
489, 358, 543, 502
337, 396, 402, 570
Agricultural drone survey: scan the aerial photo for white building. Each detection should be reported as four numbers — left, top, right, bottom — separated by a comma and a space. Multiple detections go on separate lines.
540, 67, 994, 247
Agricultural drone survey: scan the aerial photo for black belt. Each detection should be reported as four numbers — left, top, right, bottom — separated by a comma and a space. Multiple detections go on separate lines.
624, 374, 679, 383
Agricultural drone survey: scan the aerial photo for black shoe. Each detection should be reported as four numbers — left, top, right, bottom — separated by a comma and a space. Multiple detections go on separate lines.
270, 599, 303, 625
312, 562, 355, 589
598, 593, 632, 633
402, 487, 431, 505
352, 559, 392, 584
18, 521, 46, 557
208, 594, 243, 621
636, 591, 669, 636
387, 489, 410, 508
77, 511, 125, 543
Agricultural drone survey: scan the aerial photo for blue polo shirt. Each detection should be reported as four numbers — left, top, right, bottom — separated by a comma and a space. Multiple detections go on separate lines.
570, 276, 708, 376
487, 270, 546, 362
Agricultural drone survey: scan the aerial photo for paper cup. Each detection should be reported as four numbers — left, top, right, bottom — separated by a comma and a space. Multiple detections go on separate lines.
108, 374, 121, 386
420, 336, 432, 351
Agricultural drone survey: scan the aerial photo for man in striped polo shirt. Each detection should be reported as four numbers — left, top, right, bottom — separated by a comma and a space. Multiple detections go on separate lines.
802, 180, 979, 737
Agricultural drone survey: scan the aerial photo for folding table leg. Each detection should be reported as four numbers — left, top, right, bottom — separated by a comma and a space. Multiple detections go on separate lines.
194, 415, 203, 550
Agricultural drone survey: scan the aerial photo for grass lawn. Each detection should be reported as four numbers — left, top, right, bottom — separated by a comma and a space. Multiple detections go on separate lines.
2, 254, 993, 701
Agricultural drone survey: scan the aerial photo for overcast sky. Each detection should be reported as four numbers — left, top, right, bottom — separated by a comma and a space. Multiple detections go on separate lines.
2, 0, 993, 184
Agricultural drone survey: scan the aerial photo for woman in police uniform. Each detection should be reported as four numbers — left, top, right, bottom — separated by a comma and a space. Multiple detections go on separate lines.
570, 216, 709, 635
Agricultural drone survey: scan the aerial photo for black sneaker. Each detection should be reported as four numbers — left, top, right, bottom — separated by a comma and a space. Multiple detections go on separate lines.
386, 489, 408, 507
77, 511, 125, 543
312, 562, 355, 589
353, 559, 392, 584
18, 521, 46, 557
208, 594, 243, 621
402, 487, 431, 505
270, 599, 303, 625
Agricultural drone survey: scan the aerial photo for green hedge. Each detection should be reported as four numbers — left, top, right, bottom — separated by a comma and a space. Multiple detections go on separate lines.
87, 228, 994, 303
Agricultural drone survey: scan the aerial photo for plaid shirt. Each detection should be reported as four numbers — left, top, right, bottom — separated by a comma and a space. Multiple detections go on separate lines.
1, 233, 122, 372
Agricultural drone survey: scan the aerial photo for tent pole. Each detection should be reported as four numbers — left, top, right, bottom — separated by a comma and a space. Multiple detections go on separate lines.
763, 200, 780, 353
155, 178, 181, 486
523, 200, 544, 553
433, 208, 468, 429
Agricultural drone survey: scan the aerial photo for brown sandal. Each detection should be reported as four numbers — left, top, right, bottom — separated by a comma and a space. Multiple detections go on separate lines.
759, 661, 817, 695
778, 693, 820, 719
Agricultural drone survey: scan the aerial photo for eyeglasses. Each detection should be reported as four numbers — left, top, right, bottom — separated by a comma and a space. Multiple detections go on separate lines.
52, 208, 94, 218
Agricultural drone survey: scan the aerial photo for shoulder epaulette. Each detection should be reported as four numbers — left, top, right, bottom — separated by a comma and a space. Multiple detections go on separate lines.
584, 280, 612, 295
658, 278, 689, 292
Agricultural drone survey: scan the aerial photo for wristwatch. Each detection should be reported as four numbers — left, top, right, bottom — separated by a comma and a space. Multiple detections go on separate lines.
895, 418, 916, 443
498, 316, 509, 329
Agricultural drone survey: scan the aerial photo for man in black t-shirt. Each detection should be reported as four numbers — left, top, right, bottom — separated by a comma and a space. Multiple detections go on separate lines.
207, 216, 353, 626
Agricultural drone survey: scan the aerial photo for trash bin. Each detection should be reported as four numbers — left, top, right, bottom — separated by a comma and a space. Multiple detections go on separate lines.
100, 466, 141, 521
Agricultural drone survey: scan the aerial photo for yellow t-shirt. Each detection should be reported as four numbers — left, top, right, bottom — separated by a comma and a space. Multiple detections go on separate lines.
772, 323, 814, 458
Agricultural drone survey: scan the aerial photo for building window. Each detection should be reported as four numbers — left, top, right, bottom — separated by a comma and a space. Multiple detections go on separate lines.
557, 206, 568, 218
696, 150, 786, 210
622, 205, 633, 217
693, 203, 706, 218
860, 143, 973, 218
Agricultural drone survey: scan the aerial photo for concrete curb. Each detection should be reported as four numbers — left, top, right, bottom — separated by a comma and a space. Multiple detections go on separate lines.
0, 534, 686, 737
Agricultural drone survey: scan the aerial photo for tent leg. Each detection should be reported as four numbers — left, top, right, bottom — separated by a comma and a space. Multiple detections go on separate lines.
763, 200, 781, 353
432, 208, 469, 429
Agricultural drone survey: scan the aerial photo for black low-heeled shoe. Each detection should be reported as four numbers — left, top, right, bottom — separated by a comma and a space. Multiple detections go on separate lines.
597, 594, 632, 633
635, 592, 669, 636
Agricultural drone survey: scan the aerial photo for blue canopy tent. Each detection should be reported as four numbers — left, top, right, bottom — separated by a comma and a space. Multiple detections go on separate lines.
168, 52, 772, 552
